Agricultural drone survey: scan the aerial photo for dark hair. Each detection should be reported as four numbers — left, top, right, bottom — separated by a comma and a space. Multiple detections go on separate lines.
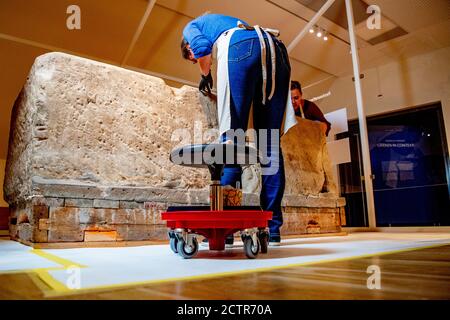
181, 37, 190, 60
291, 80, 302, 93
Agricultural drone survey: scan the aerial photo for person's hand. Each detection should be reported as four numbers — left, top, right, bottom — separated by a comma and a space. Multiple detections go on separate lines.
199, 71, 213, 95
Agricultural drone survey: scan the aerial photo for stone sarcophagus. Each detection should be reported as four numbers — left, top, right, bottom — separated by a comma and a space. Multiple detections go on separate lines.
4, 52, 345, 245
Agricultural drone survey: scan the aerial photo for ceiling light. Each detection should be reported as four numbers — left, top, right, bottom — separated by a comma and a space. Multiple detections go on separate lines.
309, 27, 315, 34
316, 31, 322, 38
323, 35, 328, 41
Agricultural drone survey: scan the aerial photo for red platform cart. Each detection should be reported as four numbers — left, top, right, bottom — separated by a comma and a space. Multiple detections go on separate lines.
161, 144, 272, 259
162, 209, 272, 259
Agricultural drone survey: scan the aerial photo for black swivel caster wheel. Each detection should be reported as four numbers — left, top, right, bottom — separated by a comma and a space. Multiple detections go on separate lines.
243, 236, 260, 259
258, 230, 269, 254
168, 231, 178, 253
170, 237, 178, 253
177, 237, 199, 259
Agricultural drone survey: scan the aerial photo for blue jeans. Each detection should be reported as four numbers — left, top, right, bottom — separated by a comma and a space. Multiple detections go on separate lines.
220, 29, 291, 237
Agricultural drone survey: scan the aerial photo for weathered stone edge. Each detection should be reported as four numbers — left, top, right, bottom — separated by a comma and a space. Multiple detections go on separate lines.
26, 177, 346, 208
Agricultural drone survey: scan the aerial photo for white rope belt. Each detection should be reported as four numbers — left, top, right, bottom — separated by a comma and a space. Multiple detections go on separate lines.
237, 22, 280, 105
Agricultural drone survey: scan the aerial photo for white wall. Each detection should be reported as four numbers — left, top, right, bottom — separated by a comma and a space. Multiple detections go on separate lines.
303, 46, 450, 202
0, 159, 8, 207
312, 46, 450, 147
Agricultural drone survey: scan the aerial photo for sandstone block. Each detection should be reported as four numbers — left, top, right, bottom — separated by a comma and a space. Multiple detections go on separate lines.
49, 207, 80, 226
93, 199, 119, 209
336, 197, 347, 207
65, 198, 94, 208
115, 224, 167, 241
281, 207, 341, 235
188, 190, 209, 205
242, 193, 259, 206
31, 205, 48, 224
31, 196, 64, 207
48, 229, 84, 242
119, 201, 144, 209
16, 222, 48, 243
84, 230, 117, 242
17, 223, 33, 242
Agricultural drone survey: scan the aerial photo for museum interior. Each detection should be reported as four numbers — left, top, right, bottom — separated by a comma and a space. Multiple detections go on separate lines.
0, 0, 449, 300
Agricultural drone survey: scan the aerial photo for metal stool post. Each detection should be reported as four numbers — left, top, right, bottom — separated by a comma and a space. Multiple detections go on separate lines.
210, 181, 223, 211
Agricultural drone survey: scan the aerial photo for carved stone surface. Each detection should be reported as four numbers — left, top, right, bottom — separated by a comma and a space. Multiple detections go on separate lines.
4, 52, 212, 205
282, 118, 337, 195
4, 52, 345, 244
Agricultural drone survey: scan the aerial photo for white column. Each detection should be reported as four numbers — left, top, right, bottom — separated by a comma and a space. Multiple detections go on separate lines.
345, 0, 377, 229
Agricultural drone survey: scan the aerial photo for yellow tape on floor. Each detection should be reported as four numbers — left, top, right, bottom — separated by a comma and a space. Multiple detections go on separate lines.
26, 249, 87, 293
31, 249, 86, 269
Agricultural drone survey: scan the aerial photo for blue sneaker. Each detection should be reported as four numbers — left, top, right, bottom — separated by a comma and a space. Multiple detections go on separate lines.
269, 234, 281, 246
225, 235, 234, 248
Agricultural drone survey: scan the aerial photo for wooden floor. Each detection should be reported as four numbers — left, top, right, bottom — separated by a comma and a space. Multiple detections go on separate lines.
1, 244, 449, 300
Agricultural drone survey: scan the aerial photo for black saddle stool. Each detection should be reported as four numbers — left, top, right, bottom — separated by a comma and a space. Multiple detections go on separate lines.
170, 143, 260, 210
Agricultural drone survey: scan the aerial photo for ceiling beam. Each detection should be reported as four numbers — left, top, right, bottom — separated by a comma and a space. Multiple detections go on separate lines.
121, 0, 157, 66
266, 0, 351, 45
302, 74, 336, 91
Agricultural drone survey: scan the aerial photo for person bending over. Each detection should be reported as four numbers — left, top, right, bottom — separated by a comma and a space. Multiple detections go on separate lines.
181, 13, 296, 245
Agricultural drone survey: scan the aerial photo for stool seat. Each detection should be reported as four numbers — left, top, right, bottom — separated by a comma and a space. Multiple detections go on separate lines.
170, 143, 260, 181
170, 143, 260, 167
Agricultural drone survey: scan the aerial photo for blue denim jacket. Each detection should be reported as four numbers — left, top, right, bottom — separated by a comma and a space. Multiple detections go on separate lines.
182, 14, 248, 58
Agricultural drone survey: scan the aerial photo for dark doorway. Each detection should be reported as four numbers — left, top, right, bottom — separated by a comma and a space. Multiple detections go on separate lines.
338, 103, 450, 227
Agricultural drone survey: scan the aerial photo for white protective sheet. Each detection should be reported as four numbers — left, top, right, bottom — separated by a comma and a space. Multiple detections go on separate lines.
28, 232, 450, 292
1, 233, 450, 292
0, 239, 60, 272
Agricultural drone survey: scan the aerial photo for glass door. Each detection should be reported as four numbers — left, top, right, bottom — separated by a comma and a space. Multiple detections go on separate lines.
368, 104, 450, 226
338, 122, 369, 227
338, 103, 450, 227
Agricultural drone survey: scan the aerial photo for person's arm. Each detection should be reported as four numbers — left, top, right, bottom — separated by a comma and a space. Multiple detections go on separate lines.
183, 21, 213, 62
183, 20, 214, 93
308, 101, 331, 136
198, 54, 212, 76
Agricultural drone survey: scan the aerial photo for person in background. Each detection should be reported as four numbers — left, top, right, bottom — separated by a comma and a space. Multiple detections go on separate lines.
291, 80, 332, 192
291, 80, 331, 137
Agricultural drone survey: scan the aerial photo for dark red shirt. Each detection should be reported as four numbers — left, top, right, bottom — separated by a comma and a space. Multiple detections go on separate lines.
295, 100, 331, 136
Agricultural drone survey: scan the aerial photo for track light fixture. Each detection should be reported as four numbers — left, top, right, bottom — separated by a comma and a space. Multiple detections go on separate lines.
309, 25, 329, 42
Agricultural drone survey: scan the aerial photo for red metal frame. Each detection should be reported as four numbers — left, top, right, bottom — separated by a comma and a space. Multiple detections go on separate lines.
0, 207, 9, 230
161, 210, 272, 251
